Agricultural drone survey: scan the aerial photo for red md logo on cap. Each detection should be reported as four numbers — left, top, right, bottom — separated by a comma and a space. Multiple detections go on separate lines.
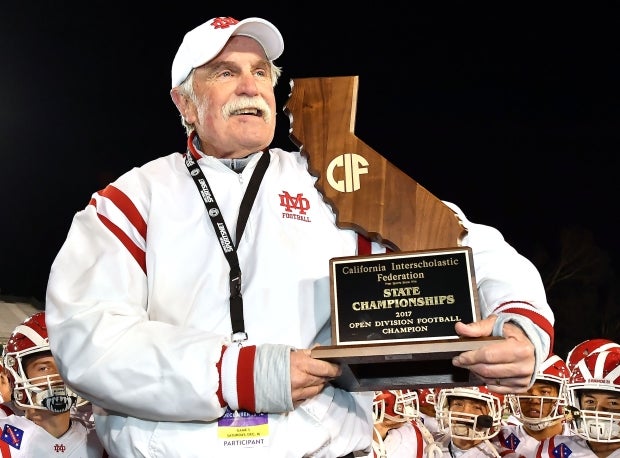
211, 17, 240, 29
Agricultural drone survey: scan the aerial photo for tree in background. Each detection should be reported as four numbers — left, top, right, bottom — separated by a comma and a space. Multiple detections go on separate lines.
528, 226, 619, 359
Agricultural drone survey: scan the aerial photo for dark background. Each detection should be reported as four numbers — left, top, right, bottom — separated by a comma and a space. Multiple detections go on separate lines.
1, 4, 619, 358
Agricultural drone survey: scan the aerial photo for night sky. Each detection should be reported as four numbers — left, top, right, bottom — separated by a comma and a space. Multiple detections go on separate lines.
1, 3, 619, 312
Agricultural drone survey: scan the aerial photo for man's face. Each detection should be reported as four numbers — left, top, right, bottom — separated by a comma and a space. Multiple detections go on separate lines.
23, 353, 65, 422
24, 354, 61, 383
188, 35, 277, 158
448, 396, 490, 448
519, 381, 560, 419
576, 389, 620, 447
580, 390, 620, 413
449, 396, 490, 416
0, 368, 11, 402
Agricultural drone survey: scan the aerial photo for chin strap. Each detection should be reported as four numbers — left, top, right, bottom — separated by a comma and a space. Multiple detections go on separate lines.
481, 439, 501, 458
524, 418, 556, 431
371, 425, 387, 458
414, 419, 442, 458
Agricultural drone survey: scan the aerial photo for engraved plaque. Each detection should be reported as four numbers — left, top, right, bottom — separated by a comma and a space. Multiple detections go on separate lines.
331, 248, 477, 346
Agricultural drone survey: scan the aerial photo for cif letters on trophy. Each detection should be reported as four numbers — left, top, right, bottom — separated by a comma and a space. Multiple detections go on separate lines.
285, 76, 502, 391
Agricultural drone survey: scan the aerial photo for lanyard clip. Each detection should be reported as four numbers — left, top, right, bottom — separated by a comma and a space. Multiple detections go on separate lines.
231, 331, 248, 345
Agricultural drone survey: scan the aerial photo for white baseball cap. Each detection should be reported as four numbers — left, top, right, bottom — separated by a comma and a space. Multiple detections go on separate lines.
171, 16, 284, 88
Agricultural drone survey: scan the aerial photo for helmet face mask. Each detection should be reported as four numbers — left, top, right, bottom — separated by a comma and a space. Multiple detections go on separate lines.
393, 389, 419, 419
509, 392, 563, 430
569, 406, 620, 442
435, 386, 504, 440
2, 312, 79, 412
373, 390, 420, 423
507, 354, 570, 430
567, 349, 620, 443
10, 362, 78, 413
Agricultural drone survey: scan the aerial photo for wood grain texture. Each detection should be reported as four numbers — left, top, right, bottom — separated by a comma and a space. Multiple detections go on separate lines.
284, 75, 466, 251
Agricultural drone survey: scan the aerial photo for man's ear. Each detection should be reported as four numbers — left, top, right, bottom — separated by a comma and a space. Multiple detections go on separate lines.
170, 88, 198, 126
170, 88, 190, 116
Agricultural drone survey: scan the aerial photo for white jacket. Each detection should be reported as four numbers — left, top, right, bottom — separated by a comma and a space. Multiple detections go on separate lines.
46, 146, 553, 457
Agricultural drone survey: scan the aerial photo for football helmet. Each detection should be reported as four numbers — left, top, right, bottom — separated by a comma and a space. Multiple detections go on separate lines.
567, 349, 620, 442
507, 353, 570, 430
435, 386, 504, 440
373, 389, 419, 423
566, 338, 620, 372
3, 312, 80, 412
416, 387, 436, 411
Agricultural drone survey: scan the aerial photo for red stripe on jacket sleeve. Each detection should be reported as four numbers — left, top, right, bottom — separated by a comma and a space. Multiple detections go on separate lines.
96, 212, 147, 274
236, 346, 257, 412
495, 301, 555, 355
98, 185, 147, 239
89, 185, 148, 273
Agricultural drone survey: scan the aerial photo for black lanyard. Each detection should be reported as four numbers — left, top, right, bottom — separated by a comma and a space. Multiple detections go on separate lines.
184, 149, 270, 343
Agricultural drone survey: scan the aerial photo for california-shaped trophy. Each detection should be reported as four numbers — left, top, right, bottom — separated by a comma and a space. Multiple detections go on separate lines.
284, 75, 502, 391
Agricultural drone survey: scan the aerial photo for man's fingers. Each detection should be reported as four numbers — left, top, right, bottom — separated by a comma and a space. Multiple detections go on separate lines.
291, 350, 341, 378
292, 384, 325, 406
454, 314, 497, 338
289, 350, 341, 404
454, 335, 533, 368
452, 332, 535, 394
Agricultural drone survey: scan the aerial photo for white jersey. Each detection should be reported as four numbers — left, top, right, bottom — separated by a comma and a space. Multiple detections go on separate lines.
433, 431, 500, 457
503, 414, 522, 426
46, 147, 554, 457
494, 423, 573, 456
496, 430, 620, 457
0, 414, 105, 457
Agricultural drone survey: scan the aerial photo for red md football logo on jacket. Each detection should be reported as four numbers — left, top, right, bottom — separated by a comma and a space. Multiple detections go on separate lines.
279, 191, 311, 222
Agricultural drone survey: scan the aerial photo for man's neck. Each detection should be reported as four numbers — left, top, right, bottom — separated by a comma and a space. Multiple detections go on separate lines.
589, 440, 620, 458
35, 411, 72, 438
191, 133, 262, 166
219, 154, 259, 172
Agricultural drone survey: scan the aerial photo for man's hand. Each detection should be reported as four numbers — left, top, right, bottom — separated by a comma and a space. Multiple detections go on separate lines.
290, 349, 341, 405
451, 314, 535, 393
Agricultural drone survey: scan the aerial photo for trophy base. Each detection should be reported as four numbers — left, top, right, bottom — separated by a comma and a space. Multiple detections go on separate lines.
311, 336, 502, 391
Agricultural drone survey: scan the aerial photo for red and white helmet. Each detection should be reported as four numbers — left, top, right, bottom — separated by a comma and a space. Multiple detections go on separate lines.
567, 349, 620, 442
3, 312, 79, 412
507, 353, 570, 430
566, 339, 620, 373
373, 389, 420, 423
435, 386, 504, 440
416, 387, 436, 411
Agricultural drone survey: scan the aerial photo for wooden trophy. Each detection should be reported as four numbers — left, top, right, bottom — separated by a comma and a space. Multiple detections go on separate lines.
284, 76, 501, 391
